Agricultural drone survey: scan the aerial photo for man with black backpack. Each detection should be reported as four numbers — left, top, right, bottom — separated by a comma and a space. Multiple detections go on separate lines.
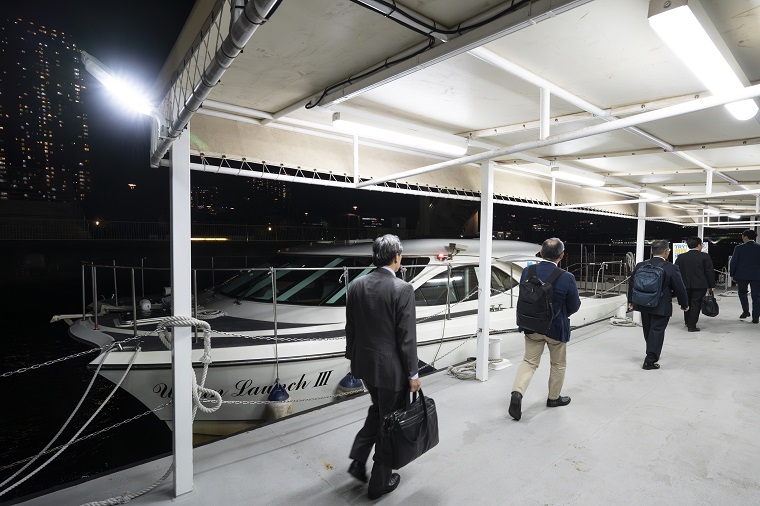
627, 240, 689, 370
509, 238, 580, 421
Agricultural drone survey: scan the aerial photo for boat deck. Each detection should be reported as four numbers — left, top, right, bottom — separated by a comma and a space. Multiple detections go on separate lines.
20, 291, 760, 505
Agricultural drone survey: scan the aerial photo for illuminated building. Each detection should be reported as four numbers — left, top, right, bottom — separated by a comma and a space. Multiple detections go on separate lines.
0, 18, 90, 202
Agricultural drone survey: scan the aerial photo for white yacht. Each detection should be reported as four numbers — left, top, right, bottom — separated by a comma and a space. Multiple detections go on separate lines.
62, 239, 626, 434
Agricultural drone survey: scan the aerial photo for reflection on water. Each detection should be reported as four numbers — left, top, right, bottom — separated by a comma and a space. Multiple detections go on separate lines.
1, 282, 173, 503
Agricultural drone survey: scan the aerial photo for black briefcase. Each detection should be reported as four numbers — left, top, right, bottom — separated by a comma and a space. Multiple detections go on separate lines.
702, 291, 719, 317
377, 389, 439, 469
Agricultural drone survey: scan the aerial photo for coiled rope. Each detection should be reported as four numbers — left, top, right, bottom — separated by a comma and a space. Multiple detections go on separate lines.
446, 358, 506, 380
81, 315, 218, 506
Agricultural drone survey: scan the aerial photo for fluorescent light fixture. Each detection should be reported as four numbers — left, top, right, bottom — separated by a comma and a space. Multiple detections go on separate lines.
648, 0, 758, 121
80, 50, 155, 116
332, 112, 468, 157
703, 208, 720, 215
639, 190, 663, 200
550, 168, 605, 187
728, 213, 742, 219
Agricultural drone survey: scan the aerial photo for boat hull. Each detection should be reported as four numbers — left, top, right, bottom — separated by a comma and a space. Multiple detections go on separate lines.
74, 292, 626, 433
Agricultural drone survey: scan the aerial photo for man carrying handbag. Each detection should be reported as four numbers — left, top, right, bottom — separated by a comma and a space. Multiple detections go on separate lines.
345, 235, 420, 500
674, 236, 716, 332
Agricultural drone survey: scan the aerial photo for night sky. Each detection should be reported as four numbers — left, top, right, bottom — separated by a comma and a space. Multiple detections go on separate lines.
5, 1, 197, 221
2, 2, 710, 248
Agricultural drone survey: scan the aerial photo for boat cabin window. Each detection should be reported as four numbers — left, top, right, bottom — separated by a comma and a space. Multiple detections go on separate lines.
415, 266, 517, 306
216, 254, 429, 306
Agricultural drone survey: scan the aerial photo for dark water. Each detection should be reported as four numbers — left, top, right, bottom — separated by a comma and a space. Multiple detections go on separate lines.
0, 240, 283, 504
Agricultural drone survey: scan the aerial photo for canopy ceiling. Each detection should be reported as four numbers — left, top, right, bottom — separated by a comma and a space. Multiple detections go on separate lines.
153, 0, 760, 226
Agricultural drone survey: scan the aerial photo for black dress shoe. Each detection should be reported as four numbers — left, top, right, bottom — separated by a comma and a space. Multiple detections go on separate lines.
348, 460, 367, 483
687, 327, 701, 332
508, 391, 522, 421
546, 395, 571, 407
753, 320, 759, 324
740, 312, 751, 319
642, 362, 660, 370
367, 473, 400, 500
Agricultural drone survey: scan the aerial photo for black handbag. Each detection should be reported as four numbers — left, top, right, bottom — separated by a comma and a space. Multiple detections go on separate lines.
377, 389, 439, 469
702, 291, 719, 317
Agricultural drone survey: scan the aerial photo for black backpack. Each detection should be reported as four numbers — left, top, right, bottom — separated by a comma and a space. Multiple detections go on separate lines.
631, 261, 665, 308
516, 264, 564, 334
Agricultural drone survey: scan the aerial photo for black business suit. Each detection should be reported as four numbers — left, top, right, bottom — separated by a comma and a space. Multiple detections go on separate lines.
628, 256, 689, 364
346, 267, 418, 495
674, 249, 715, 329
730, 240, 760, 321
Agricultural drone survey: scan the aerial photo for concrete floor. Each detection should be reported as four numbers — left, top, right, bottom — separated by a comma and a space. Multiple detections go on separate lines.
19, 294, 760, 505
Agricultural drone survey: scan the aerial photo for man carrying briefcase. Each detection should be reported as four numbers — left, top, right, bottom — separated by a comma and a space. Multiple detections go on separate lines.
345, 235, 420, 500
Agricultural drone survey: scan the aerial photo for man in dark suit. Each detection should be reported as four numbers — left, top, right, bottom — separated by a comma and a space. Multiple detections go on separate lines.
729, 229, 760, 323
628, 240, 689, 370
674, 236, 715, 332
509, 237, 581, 421
345, 234, 420, 500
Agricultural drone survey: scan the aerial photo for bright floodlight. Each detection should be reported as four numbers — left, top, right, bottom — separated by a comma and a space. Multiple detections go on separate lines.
80, 50, 155, 116
648, 0, 758, 121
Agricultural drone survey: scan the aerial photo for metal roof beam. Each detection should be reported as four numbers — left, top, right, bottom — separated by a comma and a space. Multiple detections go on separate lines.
356, 82, 760, 188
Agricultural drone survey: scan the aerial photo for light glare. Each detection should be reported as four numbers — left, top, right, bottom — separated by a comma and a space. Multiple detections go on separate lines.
649, 5, 758, 121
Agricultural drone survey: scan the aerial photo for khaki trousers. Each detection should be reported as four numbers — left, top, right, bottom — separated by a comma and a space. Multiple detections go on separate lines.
511, 332, 567, 400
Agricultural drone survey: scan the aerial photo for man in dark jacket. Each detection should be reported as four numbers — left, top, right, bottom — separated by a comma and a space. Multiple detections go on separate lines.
628, 240, 689, 370
729, 229, 760, 323
345, 234, 420, 500
674, 236, 715, 332
509, 237, 581, 421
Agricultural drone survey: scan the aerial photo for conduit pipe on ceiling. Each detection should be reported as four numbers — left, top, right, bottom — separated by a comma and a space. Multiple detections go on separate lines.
149, 0, 282, 167
350, 0, 450, 41
288, 0, 591, 110
356, 82, 760, 188
468, 47, 746, 189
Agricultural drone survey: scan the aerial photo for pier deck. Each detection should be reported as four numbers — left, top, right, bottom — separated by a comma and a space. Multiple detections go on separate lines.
20, 292, 760, 505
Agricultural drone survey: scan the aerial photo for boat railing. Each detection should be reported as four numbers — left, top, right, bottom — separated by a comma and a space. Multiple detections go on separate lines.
80, 248, 632, 337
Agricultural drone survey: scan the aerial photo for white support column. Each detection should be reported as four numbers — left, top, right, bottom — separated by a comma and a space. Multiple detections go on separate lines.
551, 175, 556, 207
706, 168, 714, 195
353, 134, 359, 184
476, 160, 494, 381
170, 127, 193, 497
698, 209, 705, 239
539, 87, 550, 140
633, 201, 647, 325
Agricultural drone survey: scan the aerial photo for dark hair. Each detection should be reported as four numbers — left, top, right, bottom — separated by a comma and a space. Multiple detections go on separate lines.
685, 236, 702, 249
372, 234, 403, 266
651, 239, 669, 256
541, 237, 564, 261
742, 229, 757, 241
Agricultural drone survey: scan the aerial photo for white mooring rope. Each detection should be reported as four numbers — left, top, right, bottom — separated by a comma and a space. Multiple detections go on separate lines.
81, 315, 218, 506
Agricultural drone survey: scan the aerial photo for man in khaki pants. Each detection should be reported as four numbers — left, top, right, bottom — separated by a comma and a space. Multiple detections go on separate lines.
509, 238, 581, 421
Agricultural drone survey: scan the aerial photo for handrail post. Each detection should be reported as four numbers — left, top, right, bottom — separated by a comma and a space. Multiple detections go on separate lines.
91, 263, 99, 329
446, 263, 452, 320
81, 263, 86, 319
113, 260, 118, 305
193, 269, 199, 343
509, 263, 514, 308
131, 268, 138, 339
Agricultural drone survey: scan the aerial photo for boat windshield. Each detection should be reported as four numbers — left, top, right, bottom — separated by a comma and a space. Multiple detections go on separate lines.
216, 254, 430, 306
415, 265, 518, 306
